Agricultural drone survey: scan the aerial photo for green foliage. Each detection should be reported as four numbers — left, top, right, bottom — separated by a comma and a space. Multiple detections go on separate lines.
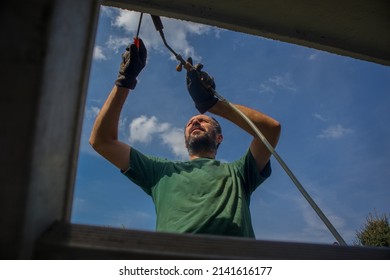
354, 212, 390, 247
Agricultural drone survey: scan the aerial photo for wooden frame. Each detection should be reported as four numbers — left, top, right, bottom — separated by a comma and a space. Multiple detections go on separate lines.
2, 0, 388, 259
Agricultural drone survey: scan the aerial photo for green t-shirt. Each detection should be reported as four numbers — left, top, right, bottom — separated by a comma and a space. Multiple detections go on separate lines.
122, 148, 271, 238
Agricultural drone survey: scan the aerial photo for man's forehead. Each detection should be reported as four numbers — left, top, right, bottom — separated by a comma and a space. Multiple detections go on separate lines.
187, 114, 213, 123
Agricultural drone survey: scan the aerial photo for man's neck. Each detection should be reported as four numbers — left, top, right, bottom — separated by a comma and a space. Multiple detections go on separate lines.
189, 152, 216, 160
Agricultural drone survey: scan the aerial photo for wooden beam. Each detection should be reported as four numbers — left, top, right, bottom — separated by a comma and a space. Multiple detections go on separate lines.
35, 222, 390, 260
104, 0, 390, 66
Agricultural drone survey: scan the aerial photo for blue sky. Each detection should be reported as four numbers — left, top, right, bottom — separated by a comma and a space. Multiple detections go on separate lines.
72, 6, 390, 245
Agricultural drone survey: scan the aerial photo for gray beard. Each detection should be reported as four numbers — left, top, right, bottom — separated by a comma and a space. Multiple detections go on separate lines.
185, 132, 217, 157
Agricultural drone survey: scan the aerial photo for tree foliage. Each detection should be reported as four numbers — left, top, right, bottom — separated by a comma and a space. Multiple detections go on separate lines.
354, 212, 390, 247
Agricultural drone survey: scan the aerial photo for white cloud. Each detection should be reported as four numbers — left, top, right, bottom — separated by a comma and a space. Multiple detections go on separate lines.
313, 113, 327, 122
93, 45, 107, 61
268, 73, 297, 92
100, 5, 115, 17
128, 115, 188, 159
308, 52, 319, 60
129, 115, 170, 144
317, 124, 354, 139
160, 128, 188, 160
106, 35, 130, 53
259, 83, 275, 94
107, 8, 220, 61
259, 73, 297, 93
85, 106, 100, 120
113, 9, 140, 32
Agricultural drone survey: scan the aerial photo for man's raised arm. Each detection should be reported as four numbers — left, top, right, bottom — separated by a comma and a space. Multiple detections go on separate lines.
89, 39, 147, 171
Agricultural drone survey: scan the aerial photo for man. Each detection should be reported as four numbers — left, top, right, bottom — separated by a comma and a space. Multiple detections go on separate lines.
90, 39, 281, 238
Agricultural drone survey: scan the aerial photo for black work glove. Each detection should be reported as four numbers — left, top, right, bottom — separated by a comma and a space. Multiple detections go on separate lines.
186, 57, 218, 114
115, 39, 147, 89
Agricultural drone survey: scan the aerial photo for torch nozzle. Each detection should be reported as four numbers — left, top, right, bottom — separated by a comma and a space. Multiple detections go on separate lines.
151, 15, 164, 32
150, 14, 192, 71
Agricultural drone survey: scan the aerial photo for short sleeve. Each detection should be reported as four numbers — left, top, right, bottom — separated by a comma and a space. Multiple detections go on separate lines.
233, 149, 272, 195
121, 148, 166, 195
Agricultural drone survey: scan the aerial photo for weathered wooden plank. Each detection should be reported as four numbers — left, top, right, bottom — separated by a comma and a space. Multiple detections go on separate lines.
104, 0, 390, 65
35, 222, 390, 259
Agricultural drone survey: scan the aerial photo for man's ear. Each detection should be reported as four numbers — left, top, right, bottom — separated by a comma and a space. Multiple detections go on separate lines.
217, 134, 223, 144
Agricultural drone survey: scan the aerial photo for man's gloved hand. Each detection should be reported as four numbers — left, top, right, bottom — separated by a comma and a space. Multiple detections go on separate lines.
186, 57, 218, 114
115, 39, 147, 89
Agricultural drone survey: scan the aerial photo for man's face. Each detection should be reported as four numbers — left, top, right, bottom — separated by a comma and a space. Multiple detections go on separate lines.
184, 115, 222, 156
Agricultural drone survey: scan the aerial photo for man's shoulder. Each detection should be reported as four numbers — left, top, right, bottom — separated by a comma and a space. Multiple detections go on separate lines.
131, 147, 173, 163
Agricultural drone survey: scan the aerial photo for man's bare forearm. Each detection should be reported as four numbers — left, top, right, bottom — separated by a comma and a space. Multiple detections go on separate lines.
208, 100, 281, 148
90, 86, 130, 148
